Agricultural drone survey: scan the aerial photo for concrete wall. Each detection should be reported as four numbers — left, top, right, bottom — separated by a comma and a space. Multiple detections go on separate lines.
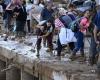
0, 60, 6, 80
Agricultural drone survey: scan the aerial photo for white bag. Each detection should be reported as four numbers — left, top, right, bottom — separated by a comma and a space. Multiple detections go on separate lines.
59, 28, 77, 45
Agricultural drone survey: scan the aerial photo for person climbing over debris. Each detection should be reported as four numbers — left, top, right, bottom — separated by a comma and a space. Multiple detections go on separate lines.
35, 20, 47, 57
35, 19, 53, 57
41, 19, 53, 53
70, 10, 91, 61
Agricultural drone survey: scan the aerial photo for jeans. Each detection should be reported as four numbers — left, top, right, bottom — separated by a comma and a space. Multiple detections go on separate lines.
73, 31, 84, 54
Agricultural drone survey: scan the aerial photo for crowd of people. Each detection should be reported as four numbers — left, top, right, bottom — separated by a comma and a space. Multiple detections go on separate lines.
0, 0, 99, 66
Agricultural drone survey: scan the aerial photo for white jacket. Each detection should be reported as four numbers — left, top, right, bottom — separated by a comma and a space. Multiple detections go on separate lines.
59, 27, 77, 45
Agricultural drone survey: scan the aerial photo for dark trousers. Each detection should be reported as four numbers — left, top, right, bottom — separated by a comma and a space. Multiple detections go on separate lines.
27, 20, 31, 33
46, 34, 53, 50
89, 36, 99, 65
89, 36, 97, 57
57, 38, 75, 56
69, 42, 75, 51
16, 21, 26, 37
57, 38, 62, 56
16, 21, 26, 32
4, 13, 12, 33
36, 38, 42, 50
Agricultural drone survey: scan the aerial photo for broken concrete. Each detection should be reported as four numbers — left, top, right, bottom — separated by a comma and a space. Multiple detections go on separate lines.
0, 36, 99, 80
6, 67, 20, 80
0, 60, 6, 80
21, 70, 33, 80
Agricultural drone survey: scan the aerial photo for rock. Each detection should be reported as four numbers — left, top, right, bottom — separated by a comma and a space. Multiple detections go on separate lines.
10, 36, 16, 41
30, 49, 36, 53
18, 39, 24, 43
3, 34, 7, 37
24, 41, 33, 46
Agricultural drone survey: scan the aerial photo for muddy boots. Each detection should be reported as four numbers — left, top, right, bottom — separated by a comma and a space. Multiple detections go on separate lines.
36, 49, 40, 57
36, 38, 42, 57
89, 53, 99, 66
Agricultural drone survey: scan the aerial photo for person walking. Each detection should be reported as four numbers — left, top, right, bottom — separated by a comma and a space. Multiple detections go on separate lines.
13, 0, 27, 38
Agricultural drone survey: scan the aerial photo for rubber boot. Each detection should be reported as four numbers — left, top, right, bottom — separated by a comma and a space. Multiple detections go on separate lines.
36, 49, 40, 58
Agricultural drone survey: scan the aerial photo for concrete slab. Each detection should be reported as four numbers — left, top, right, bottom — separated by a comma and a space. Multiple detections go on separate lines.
0, 35, 99, 80
6, 67, 20, 80
0, 60, 6, 80
21, 70, 33, 80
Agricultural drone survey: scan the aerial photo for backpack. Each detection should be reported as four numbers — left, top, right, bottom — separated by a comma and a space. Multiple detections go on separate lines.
59, 15, 69, 28
68, 14, 76, 21
69, 17, 82, 32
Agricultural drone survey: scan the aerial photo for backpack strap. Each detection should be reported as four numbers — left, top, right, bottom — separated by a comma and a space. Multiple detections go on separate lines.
68, 14, 76, 21
59, 15, 68, 28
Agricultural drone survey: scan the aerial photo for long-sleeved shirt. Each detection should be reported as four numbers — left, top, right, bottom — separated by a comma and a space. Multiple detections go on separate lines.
94, 11, 100, 30
41, 8, 54, 21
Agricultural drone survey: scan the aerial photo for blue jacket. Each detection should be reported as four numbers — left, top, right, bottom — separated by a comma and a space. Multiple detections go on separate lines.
94, 11, 100, 30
